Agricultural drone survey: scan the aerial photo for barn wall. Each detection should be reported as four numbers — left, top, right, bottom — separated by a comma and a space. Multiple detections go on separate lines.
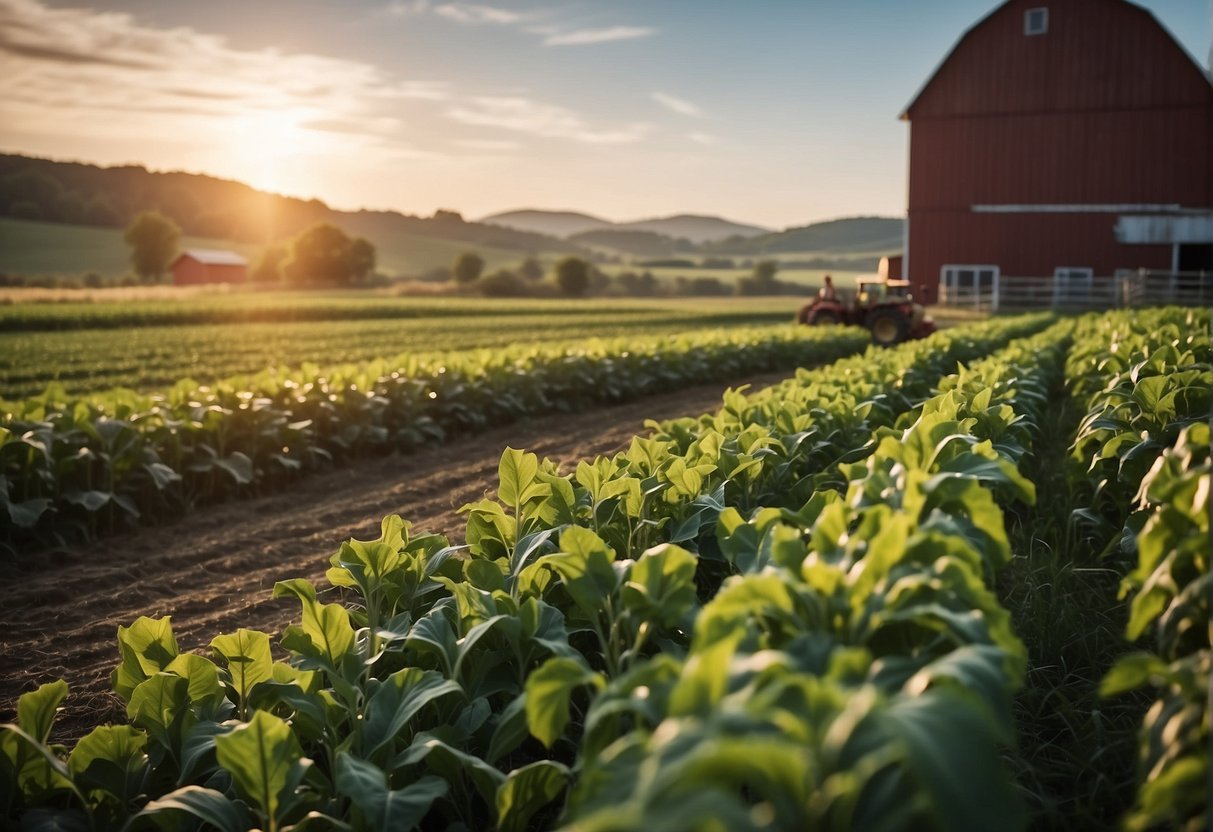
910, 211, 1174, 301
172, 258, 207, 285
172, 259, 248, 285
903, 0, 1213, 296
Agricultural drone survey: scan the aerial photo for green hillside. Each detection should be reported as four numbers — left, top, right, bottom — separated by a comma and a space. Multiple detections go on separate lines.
705, 216, 904, 256
0, 217, 539, 280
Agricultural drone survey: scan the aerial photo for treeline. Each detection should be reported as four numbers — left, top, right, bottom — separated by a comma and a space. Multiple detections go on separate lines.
442, 254, 809, 299
0, 154, 582, 255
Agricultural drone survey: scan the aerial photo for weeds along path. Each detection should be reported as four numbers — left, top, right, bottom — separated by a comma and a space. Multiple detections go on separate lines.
0, 370, 795, 741
998, 346, 1143, 829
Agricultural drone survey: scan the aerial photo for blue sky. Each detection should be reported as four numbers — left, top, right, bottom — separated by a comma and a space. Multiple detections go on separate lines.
2, 0, 1208, 228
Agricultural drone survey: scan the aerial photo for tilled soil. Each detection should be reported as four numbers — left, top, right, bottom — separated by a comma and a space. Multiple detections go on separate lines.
0, 371, 791, 742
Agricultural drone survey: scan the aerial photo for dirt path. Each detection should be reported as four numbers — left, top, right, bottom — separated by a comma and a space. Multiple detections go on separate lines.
0, 371, 792, 741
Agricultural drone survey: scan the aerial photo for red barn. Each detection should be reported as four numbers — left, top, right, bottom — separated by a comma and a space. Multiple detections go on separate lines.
901, 0, 1213, 305
171, 249, 248, 285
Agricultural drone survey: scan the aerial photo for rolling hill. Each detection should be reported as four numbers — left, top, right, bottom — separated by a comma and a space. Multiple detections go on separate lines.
0, 154, 583, 278
482, 209, 769, 244
705, 216, 904, 256
479, 209, 612, 238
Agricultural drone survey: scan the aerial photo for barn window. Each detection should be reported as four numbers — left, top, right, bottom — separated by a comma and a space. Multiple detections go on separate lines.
1024, 7, 1048, 35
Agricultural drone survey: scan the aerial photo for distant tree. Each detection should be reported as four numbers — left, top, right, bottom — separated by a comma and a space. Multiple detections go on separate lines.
736, 259, 780, 296
752, 259, 779, 283
432, 209, 465, 224
518, 256, 544, 281
281, 222, 376, 286
453, 252, 486, 285
251, 242, 289, 282
555, 256, 590, 297
123, 210, 181, 281
477, 269, 529, 298
348, 237, 377, 281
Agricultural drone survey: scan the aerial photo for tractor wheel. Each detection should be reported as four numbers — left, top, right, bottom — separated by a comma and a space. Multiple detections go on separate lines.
868, 309, 909, 346
810, 310, 840, 326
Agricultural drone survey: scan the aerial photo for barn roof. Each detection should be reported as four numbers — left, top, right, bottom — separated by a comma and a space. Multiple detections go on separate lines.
175, 249, 248, 266
898, 0, 1212, 121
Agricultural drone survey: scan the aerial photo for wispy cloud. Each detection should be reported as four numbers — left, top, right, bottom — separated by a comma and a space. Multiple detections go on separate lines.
447, 96, 650, 143
687, 131, 718, 145
456, 138, 520, 151
652, 91, 703, 118
0, 0, 441, 128
544, 26, 655, 46
432, 3, 524, 25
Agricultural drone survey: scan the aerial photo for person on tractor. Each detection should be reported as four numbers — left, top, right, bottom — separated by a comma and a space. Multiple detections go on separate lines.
818, 274, 837, 302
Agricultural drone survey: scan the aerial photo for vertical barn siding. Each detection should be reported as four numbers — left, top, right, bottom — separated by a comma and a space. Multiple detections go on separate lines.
903, 0, 1213, 295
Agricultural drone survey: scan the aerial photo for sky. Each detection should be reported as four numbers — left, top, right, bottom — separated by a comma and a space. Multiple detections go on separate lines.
0, 0, 1209, 229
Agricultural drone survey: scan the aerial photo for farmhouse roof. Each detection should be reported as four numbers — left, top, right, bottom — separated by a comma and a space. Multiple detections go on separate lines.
176, 249, 248, 266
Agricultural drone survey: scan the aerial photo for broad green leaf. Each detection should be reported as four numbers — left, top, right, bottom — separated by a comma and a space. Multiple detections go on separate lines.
113, 616, 179, 702
668, 633, 741, 717
877, 689, 1025, 832
127, 673, 189, 749
337, 753, 447, 831
68, 724, 148, 805
486, 693, 529, 764
1100, 652, 1168, 697
210, 629, 274, 707
214, 710, 303, 825
164, 654, 224, 708
138, 785, 251, 832
274, 579, 356, 668
394, 735, 506, 805
499, 447, 539, 506
622, 544, 697, 628
17, 679, 68, 744
214, 452, 254, 485
362, 668, 464, 760
537, 527, 618, 618
525, 657, 604, 749
496, 760, 570, 832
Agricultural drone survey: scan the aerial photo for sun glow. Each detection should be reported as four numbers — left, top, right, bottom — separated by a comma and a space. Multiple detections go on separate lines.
220, 109, 333, 196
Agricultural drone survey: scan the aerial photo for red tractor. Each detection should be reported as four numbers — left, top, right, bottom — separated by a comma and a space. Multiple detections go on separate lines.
797, 278, 937, 346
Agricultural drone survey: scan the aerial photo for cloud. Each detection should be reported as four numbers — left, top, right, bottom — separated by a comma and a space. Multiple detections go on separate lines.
687, 131, 718, 145
0, 0, 442, 128
652, 92, 703, 118
456, 138, 520, 151
544, 26, 655, 46
447, 96, 650, 143
432, 4, 524, 25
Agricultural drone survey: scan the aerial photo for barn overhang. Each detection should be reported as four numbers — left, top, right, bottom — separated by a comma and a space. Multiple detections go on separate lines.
1114, 212, 1213, 244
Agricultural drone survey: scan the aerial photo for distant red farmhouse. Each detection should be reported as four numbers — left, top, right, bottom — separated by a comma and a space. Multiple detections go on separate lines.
171, 249, 248, 285
901, 0, 1213, 304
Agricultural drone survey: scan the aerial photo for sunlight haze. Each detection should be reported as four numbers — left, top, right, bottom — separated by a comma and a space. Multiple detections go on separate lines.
1, 0, 1207, 227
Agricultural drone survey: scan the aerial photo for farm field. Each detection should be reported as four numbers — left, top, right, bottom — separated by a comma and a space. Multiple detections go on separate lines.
2, 307, 1207, 831
0, 297, 809, 397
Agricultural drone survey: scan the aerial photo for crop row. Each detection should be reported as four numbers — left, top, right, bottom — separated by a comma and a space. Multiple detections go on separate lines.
0, 314, 1063, 830
0, 310, 795, 399
0, 324, 871, 552
1065, 308, 1210, 831
0, 296, 709, 333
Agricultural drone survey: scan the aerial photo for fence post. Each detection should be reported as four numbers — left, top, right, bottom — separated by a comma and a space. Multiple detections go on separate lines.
991, 271, 1000, 313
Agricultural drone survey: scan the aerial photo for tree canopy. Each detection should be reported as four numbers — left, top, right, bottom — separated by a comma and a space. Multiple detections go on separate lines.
555, 256, 590, 296
453, 252, 486, 285
123, 210, 180, 281
281, 223, 376, 286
